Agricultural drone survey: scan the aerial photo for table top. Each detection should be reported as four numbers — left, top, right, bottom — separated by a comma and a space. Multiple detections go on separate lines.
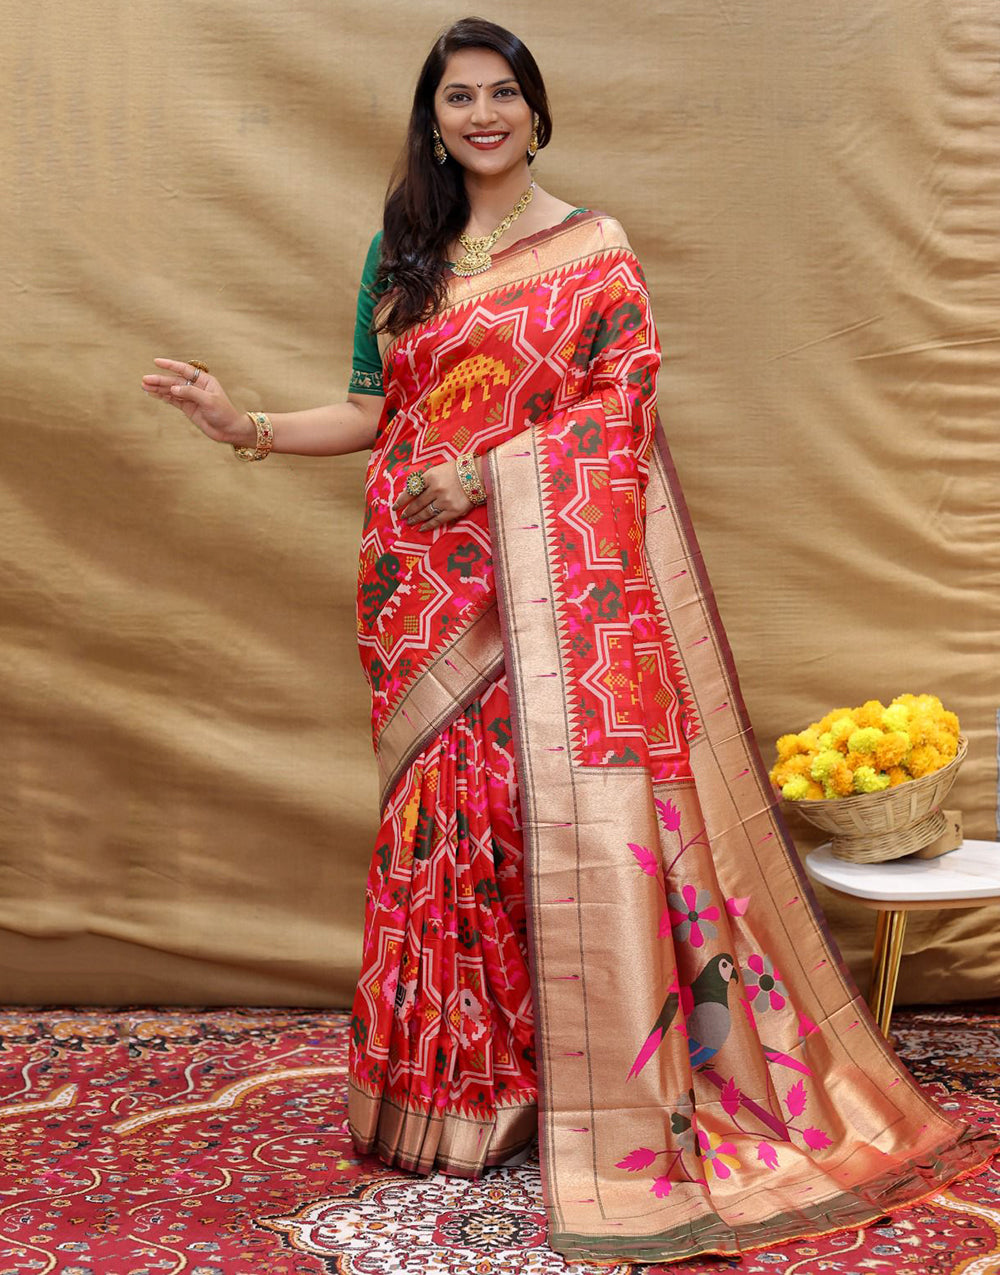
805, 839, 1000, 902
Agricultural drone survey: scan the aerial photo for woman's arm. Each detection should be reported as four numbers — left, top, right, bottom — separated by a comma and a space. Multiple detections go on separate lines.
141, 359, 384, 456
262, 394, 384, 456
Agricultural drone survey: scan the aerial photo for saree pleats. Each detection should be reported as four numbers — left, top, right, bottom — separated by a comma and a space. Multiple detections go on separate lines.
348, 674, 537, 1176
352, 212, 999, 1258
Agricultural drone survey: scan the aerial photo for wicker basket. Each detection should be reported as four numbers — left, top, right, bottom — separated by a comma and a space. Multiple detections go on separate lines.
787, 736, 967, 863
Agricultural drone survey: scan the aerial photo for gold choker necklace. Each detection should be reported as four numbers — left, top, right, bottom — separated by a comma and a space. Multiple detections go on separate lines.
452, 181, 535, 277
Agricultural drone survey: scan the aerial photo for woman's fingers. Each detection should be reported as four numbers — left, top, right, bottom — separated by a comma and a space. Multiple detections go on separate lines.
142, 374, 186, 391
168, 382, 211, 404
153, 358, 210, 383
396, 493, 450, 528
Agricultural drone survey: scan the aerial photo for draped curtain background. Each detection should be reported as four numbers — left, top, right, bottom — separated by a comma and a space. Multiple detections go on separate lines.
3, 0, 998, 1005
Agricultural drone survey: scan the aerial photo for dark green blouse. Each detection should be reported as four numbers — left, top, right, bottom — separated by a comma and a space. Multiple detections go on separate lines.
348, 209, 589, 397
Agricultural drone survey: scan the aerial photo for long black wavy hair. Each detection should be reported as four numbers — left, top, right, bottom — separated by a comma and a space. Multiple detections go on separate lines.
374, 17, 552, 337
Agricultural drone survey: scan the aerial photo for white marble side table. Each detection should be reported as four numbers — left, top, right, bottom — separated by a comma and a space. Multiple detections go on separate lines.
804, 840, 1000, 1036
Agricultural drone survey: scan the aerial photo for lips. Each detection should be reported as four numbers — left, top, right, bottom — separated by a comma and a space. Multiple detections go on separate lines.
464, 133, 509, 149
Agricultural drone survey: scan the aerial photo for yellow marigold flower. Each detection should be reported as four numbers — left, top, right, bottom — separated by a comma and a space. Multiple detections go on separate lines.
817, 731, 835, 751
887, 766, 910, 787
770, 754, 814, 788
847, 727, 883, 755
907, 744, 943, 778
936, 733, 959, 761
853, 765, 891, 794
874, 731, 910, 770
830, 716, 856, 745
881, 703, 910, 733
810, 750, 843, 782
781, 776, 812, 801
854, 699, 887, 729
895, 693, 941, 714
797, 728, 821, 752
844, 750, 870, 771
775, 733, 804, 761
828, 764, 856, 797
940, 709, 960, 736
804, 781, 826, 800
906, 714, 936, 747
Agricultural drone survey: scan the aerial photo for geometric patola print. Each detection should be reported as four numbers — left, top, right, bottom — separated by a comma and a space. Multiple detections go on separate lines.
358, 299, 554, 749
357, 247, 700, 774
349, 674, 535, 1124
538, 260, 700, 779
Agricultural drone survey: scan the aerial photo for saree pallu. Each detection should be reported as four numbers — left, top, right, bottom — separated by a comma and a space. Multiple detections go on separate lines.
349, 213, 999, 1262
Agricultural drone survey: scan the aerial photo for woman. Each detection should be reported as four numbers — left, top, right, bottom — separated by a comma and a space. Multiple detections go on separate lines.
142, 17, 998, 1265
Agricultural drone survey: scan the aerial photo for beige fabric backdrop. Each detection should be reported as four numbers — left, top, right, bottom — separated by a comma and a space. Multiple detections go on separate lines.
2, 0, 998, 1007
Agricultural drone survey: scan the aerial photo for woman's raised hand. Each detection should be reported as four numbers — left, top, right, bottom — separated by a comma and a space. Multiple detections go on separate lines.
141, 359, 253, 447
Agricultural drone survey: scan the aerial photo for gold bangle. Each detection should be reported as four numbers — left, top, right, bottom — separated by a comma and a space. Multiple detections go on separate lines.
233, 411, 274, 462
456, 452, 486, 506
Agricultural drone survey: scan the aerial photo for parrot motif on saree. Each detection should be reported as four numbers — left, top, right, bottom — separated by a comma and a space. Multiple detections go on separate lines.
348, 212, 998, 1262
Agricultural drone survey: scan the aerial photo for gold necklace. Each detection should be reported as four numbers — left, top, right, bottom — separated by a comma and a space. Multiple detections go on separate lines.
452, 181, 536, 277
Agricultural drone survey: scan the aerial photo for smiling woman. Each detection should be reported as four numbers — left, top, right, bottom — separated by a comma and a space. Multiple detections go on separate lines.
140, 13, 1000, 1267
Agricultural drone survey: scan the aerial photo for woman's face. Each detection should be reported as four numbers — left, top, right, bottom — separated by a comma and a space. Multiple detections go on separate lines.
434, 48, 533, 178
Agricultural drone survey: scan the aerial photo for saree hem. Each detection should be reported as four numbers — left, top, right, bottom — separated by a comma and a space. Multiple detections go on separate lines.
552, 1133, 999, 1263
348, 1078, 538, 1178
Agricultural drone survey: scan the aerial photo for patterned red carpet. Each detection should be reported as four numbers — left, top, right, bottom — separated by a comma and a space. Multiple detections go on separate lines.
0, 1002, 997, 1274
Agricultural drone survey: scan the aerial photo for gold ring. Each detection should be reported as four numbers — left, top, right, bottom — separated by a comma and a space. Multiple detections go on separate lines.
405, 470, 427, 498
189, 361, 210, 375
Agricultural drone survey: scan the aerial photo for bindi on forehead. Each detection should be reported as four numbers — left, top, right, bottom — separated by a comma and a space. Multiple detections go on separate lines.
441, 76, 519, 91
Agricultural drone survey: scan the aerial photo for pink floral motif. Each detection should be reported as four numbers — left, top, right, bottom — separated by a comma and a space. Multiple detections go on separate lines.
744, 953, 787, 1012
615, 1147, 656, 1172
666, 884, 720, 948
785, 1079, 807, 1118
655, 798, 682, 832
803, 1126, 832, 1150
757, 1141, 779, 1170
720, 1077, 742, 1117
651, 1175, 673, 1198
629, 842, 659, 876
696, 1130, 741, 1179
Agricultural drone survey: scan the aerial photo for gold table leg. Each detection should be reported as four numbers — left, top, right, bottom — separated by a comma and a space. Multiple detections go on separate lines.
869, 909, 908, 1038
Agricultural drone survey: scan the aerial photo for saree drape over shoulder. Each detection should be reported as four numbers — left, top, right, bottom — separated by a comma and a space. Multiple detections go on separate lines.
348, 213, 999, 1263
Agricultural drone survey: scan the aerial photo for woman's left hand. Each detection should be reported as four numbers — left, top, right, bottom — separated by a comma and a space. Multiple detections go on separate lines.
392, 457, 483, 531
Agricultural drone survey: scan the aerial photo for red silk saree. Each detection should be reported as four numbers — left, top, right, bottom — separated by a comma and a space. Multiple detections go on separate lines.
349, 212, 999, 1263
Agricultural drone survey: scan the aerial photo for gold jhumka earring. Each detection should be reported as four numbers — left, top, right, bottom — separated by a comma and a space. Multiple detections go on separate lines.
527, 114, 539, 157
432, 126, 448, 165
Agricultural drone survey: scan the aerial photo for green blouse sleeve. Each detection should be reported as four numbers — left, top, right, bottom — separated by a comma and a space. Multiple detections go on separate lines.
349, 231, 386, 396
